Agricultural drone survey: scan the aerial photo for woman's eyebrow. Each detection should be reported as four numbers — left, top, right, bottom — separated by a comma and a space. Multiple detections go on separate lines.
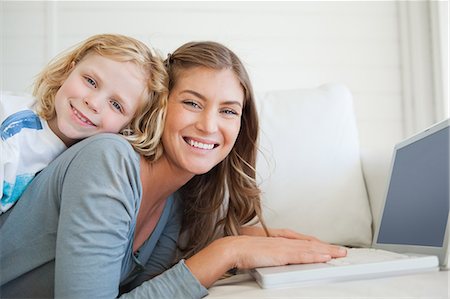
181, 89, 242, 107
222, 100, 243, 108
181, 89, 205, 100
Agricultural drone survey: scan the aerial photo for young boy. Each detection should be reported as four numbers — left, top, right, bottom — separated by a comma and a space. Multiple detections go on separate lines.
0, 34, 168, 213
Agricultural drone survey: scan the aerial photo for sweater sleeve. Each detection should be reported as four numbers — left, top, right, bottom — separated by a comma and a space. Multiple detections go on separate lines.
54, 134, 141, 298
53, 134, 207, 299
123, 260, 208, 298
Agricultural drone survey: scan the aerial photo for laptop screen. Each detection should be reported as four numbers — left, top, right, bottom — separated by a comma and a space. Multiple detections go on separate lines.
377, 125, 449, 247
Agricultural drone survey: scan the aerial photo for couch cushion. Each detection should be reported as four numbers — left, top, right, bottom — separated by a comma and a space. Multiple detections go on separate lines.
256, 83, 372, 246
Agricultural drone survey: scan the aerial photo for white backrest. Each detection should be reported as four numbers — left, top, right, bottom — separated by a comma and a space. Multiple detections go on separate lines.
256, 84, 372, 246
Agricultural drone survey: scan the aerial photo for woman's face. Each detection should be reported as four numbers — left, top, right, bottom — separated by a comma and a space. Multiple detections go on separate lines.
162, 66, 244, 176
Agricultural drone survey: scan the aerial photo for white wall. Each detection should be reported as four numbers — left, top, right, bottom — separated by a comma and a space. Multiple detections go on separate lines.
1, 1, 448, 210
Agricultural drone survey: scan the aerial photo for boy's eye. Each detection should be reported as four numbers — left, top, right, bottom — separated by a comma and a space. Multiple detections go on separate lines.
85, 76, 97, 88
110, 100, 123, 112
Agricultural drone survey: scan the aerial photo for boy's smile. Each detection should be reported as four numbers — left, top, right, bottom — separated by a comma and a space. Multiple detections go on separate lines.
48, 53, 147, 146
70, 104, 96, 127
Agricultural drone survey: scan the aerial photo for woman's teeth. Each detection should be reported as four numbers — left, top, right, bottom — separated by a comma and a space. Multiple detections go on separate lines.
188, 139, 215, 150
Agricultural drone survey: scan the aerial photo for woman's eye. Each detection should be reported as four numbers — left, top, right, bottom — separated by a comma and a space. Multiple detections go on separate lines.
222, 109, 239, 116
183, 100, 201, 109
111, 100, 123, 112
85, 77, 97, 88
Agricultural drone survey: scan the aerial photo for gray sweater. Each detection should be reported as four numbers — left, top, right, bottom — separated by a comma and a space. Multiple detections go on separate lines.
0, 134, 208, 298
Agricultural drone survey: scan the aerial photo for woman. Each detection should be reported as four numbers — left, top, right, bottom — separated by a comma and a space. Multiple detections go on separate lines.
0, 41, 346, 298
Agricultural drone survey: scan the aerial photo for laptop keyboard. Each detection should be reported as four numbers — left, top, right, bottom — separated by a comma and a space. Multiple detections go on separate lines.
327, 248, 411, 266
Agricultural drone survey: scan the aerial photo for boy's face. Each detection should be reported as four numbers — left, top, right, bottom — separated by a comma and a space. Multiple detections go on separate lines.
48, 53, 147, 146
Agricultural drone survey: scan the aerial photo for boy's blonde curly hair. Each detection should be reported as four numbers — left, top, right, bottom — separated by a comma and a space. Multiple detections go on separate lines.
33, 34, 168, 160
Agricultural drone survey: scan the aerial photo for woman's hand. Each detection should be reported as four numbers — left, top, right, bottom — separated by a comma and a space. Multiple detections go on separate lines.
185, 234, 347, 288
229, 235, 346, 269
237, 226, 347, 268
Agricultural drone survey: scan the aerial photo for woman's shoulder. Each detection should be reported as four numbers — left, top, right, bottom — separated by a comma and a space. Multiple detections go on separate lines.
79, 133, 131, 145
65, 134, 140, 169
73, 134, 135, 153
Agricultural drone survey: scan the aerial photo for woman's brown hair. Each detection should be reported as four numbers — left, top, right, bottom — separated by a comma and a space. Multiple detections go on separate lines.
165, 41, 269, 258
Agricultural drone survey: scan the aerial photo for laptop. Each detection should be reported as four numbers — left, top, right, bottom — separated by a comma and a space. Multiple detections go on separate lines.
251, 118, 449, 289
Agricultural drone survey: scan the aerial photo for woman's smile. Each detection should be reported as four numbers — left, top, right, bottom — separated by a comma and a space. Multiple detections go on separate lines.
183, 137, 218, 150
162, 66, 243, 175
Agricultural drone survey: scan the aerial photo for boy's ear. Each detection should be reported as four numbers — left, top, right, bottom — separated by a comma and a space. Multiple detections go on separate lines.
69, 61, 76, 69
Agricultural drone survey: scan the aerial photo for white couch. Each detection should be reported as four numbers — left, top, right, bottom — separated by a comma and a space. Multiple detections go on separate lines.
206, 84, 448, 298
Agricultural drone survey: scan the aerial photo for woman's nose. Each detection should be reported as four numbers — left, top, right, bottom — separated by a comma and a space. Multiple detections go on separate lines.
196, 112, 218, 133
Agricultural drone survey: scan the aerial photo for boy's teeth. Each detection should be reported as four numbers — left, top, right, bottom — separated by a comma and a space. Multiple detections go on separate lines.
189, 139, 214, 150
73, 108, 94, 125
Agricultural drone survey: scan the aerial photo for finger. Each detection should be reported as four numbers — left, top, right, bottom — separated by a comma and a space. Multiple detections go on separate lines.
240, 226, 266, 237
292, 251, 332, 264
299, 240, 347, 258
316, 243, 347, 258
332, 246, 348, 257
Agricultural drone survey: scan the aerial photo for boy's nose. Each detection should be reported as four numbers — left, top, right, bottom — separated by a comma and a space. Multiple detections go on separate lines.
83, 96, 102, 113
